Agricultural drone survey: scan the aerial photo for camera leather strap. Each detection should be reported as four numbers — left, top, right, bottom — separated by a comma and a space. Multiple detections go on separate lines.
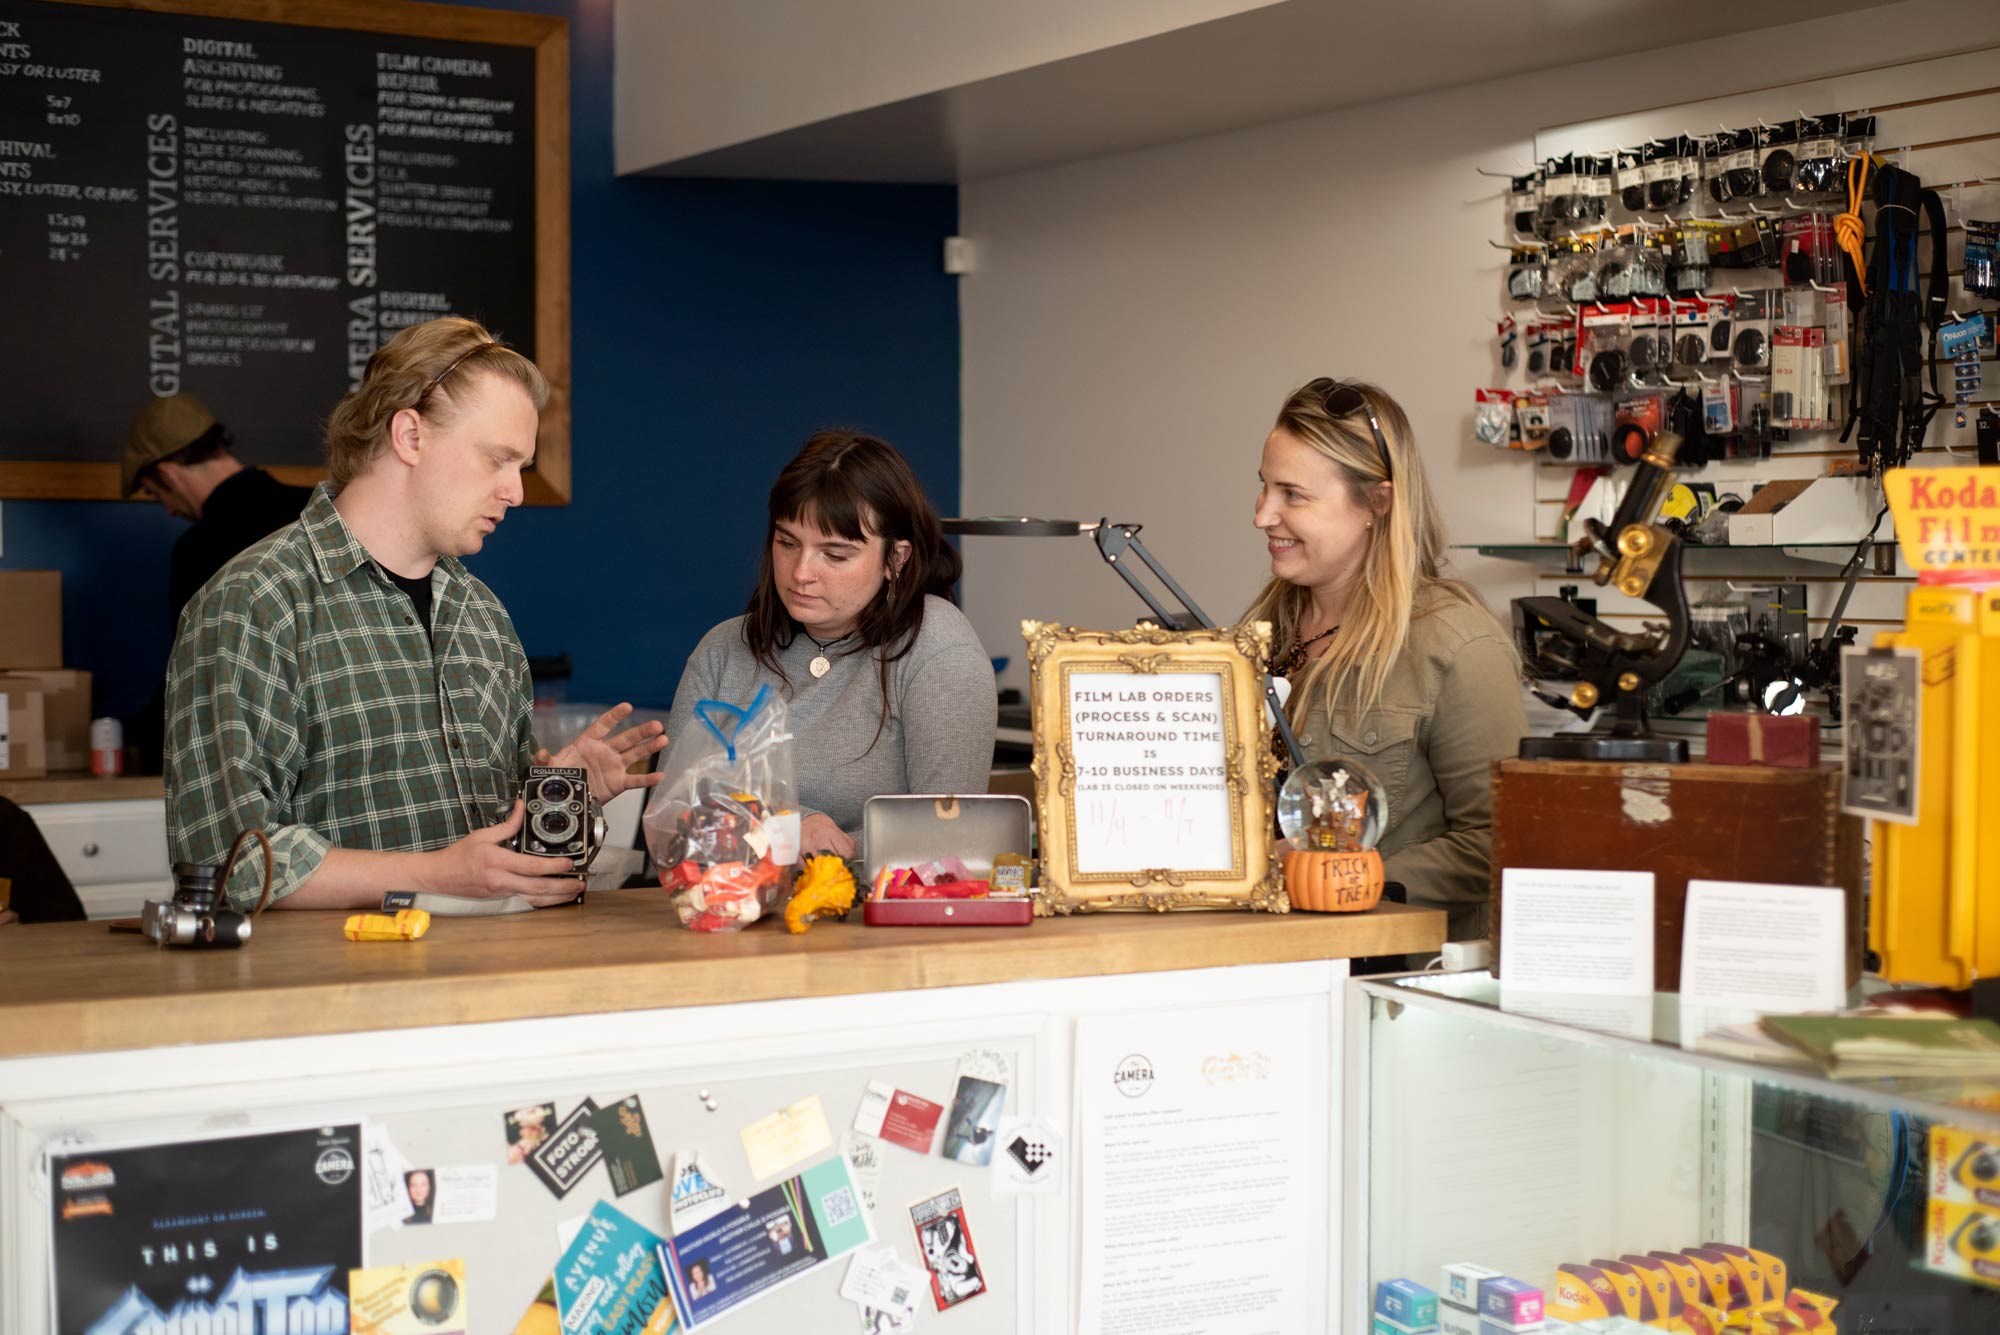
220, 828, 276, 917
1842, 163, 1949, 472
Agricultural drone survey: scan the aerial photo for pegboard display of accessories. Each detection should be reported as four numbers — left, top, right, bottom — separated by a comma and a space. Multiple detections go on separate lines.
1476, 108, 2000, 517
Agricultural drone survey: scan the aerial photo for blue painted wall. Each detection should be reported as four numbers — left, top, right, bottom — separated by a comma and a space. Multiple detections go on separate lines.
0, 0, 960, 732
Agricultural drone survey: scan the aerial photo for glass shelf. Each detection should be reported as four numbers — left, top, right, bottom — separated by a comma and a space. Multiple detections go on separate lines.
1349, 970, 2000, 1335
1358, 971, 2000, 1134
1459, 542, 1860, 553
1460, 541, 1862, 558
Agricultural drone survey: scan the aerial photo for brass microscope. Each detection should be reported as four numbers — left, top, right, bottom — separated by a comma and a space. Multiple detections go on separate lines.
1512, 431, 1693, 763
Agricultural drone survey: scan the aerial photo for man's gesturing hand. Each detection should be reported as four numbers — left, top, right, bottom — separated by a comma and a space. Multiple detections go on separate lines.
547, 702, 668, 804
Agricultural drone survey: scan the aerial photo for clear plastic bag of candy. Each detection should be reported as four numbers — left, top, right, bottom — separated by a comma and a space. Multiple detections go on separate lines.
642, 686, 801, 931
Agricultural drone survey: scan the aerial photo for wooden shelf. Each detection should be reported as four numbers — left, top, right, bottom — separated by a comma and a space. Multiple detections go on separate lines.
0, 893, 1444, 1058
0, 771, 164, 806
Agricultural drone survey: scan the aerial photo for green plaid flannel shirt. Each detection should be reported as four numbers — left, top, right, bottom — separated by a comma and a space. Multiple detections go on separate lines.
166, 484, 535, 907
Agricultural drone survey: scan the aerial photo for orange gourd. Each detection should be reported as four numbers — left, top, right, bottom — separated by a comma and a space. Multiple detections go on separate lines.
1282, 849, 1385, 913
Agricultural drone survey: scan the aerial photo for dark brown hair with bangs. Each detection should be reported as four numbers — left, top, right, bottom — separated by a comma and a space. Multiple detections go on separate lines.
744, 430, 962, 733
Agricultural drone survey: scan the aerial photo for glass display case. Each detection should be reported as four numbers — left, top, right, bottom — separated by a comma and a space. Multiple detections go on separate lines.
1345, 973, 2000, 1335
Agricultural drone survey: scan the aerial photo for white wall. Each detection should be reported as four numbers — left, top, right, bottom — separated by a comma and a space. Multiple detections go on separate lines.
613, 0, 1277, 174
957, 0, 1990, 684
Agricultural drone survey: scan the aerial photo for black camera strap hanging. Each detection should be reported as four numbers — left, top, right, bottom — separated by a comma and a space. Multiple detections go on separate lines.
1842, 161, 1949, 472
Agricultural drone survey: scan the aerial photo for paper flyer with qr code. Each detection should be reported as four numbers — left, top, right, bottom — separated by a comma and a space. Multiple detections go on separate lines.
657, 1156, 873, 1328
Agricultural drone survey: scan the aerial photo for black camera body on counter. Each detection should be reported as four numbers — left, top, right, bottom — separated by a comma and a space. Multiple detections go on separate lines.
512, 764, 606, 873
142, 862, 252, 948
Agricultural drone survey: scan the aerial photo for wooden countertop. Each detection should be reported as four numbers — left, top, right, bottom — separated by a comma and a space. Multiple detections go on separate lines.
0, 770, 164, 804
0, 892, 1443, 1059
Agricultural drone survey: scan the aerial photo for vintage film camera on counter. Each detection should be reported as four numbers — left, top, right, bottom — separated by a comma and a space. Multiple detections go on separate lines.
141, 829, 273, 948
143, 861, 253, 948
512, 764, 606, 875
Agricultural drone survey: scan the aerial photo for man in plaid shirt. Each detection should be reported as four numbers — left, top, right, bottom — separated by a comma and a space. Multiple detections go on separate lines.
165, 319, 664, 910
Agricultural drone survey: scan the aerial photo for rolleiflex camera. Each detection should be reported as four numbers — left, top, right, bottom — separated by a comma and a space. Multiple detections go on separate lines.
513, 764, 607, 873
143, 862, 253, 948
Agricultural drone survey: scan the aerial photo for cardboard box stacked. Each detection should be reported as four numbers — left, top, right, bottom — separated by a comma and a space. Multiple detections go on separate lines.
0, 571, 88, 781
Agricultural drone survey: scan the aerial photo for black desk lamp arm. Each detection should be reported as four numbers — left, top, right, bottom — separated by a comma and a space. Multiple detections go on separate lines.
1093, 522, 1215, 631
1090, 520, 1305, 769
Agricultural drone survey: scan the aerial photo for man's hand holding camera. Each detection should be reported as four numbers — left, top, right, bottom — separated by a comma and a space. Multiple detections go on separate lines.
421, 801, 590, 906
435, 704, 667, 902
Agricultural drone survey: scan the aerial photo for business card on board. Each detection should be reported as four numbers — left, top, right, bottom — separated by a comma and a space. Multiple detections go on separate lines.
592, 1095, 664, 1197
527, 1099, 603, 1199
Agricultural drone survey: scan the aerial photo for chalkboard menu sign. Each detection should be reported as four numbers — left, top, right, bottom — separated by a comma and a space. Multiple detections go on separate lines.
0, 0, 571, 501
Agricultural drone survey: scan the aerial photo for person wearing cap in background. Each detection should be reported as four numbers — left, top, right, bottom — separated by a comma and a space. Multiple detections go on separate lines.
123, 392, 314, 622
124, 393, 313, 771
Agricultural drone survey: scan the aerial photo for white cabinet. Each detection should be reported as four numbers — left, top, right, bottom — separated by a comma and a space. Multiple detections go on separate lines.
25, 798, 171, 919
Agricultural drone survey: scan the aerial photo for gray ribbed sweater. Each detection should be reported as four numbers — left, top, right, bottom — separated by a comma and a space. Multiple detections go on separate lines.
666, 595, 998, 838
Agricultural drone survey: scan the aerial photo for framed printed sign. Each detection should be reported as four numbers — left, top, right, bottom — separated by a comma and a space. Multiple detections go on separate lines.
1021, 619, 1283, 914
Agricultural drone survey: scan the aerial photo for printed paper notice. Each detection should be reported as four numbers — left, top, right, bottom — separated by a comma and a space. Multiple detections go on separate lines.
1068, 669, 1234, 874
1680, 880, 1846, 1016
740, 1095, 832, 1182
1076, 999, 1318, 1335
1500, 868, 1655, 994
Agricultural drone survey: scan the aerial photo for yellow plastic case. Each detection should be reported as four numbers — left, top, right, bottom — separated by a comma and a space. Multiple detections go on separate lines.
1871, 588, 1977, 986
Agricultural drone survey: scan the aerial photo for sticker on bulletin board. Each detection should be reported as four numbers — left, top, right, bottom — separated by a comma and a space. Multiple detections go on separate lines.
554, 1200, 675, 1334
350, 1259, 468, 1335
660, 1154, 875, 1328
49, 1124, 364, 1335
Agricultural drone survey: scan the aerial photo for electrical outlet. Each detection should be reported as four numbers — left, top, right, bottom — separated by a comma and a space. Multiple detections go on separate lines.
1440, 940, 1492, 973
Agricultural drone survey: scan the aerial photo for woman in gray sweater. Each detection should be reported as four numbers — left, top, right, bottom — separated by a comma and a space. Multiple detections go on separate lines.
668, 431, 998, 859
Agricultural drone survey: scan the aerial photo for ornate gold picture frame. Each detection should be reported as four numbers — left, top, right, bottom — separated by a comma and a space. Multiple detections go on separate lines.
1022, 620, 1283, 914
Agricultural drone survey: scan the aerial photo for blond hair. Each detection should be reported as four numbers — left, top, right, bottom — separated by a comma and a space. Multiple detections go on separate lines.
1244, 379, 1477, 722
323, 316, 548, 488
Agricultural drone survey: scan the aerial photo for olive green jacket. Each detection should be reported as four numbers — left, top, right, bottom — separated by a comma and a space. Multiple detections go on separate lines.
1292, 595, 1527, 940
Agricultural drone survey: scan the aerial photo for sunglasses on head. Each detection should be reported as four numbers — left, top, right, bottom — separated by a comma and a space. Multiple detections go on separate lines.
1310, 378, 1393, 483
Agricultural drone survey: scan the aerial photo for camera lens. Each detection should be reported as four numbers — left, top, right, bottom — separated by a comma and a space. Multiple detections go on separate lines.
537, 777, 573, 806
1763, 149, 1795, 193
173, 861, 226, 911
1589, 350, 1626, 392
1734, 327, 1767, 368
533, 807, 578, 843
1614, 421, 1650, 464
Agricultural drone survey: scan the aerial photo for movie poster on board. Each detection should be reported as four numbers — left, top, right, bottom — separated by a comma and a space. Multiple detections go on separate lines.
50, 1124, 364, 1335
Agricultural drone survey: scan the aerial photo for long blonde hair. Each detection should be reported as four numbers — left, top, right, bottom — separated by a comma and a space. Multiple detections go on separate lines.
1245, 379, 1473, 723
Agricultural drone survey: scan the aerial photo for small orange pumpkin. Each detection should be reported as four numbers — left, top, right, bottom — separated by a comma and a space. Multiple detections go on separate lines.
1283, 849, 1385, 913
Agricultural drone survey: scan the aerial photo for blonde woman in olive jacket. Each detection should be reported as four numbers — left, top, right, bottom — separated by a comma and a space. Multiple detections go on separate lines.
1249, 378, 1527, 939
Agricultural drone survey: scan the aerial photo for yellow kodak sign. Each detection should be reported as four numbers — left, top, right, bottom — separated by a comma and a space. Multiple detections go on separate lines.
1887, 469, 2000, 582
